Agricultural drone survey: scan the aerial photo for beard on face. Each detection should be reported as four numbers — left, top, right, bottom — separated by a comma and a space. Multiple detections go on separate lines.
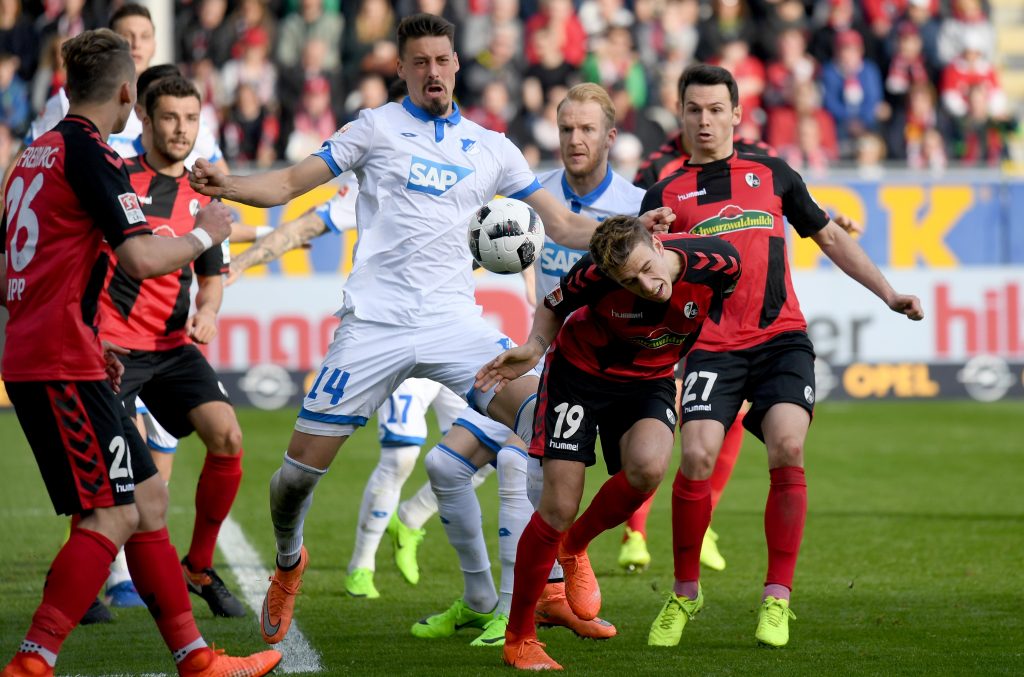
154, 134, 192, 163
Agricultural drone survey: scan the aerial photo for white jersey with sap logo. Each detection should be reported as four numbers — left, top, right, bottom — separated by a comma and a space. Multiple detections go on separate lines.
534, 166, 645, 301
314, 98, 541, 326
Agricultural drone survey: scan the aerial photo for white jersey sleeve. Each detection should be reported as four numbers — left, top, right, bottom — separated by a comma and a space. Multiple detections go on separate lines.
24, 89, 69, 145
495, 134, 541, 199
314, 174, 359, 234
313, 113, 375, 177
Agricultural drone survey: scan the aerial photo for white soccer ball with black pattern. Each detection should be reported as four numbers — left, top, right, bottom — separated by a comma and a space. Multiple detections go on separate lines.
467, 197, 545, 274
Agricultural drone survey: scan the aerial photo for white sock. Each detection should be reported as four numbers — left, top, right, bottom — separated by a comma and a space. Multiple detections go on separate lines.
270, 452, 326, 568
18, 641, 57, 667
424, 444, 497, 613
106, 547, 131, 588
349, 445, 419, 572
497, 445, 531, 616
398, 464, 494, 530
172, 637, 208, 664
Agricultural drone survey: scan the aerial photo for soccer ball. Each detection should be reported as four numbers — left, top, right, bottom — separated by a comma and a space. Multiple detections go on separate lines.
467, 197, 545, 274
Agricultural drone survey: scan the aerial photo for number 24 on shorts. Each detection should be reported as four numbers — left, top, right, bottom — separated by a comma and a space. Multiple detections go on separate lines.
307, 367, 351, 404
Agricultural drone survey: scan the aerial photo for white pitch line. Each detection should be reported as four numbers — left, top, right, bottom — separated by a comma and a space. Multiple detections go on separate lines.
217, 516, 323, 674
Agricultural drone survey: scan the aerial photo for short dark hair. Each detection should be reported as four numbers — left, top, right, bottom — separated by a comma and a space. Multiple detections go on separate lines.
137, 64, 180, 104
144, 75, 201, 119
589, 215, 651, 274
678, 64, 740, 108
109, 3, 152, 29
396, 13, 455, 57
62, 29, 135, 105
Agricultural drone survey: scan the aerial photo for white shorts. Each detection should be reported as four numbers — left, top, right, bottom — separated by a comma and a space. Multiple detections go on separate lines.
295, 314, 515, 437
376, 378, 465, 447
451, 406, 514, 453
136, 397, 178, 453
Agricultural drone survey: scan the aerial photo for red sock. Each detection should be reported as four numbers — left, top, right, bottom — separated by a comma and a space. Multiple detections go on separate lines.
125, 528, 202, 653
187, 452, 243, 571
764, 466, 807, 589
507, 512, 563, 641
624, 491, 656, 539
24, 528, 116, 656
563, 471, 653, 554
671, 470, 711, 582
710, 411, 745, 510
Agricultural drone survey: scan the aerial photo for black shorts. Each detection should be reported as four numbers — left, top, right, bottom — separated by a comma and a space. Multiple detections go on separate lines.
119, 344, 230, 438
680, 331, 816, 441
6, 380, 158, 515
531, 352, 677, 475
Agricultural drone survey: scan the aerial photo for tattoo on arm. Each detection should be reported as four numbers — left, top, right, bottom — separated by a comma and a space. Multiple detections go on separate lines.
232, 213, 327, 272
532, 335, 549, 350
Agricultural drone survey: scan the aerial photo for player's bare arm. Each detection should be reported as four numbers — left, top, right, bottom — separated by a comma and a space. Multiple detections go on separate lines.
228, 210, 329, 283
186, 274, 223, 344
476, 303, 562, 393
525, 189, 674, 250
116, 201, 232, 279
190, 155, 334, 208
811, 220, 924, 320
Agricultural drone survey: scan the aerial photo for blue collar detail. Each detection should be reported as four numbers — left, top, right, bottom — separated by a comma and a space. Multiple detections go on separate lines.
561, 166, 614, 213
402, 96, 462, 142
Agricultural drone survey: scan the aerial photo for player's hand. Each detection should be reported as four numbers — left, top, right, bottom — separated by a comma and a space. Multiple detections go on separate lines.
189, 158, 228, 198
101, 341, 129, 393
186, 310, 218, 344
888, 294, 924, 321
225, 262, 242, 286
833, 212, 863, 236
475, 345, 543, 393
639, 206, 675, 234
194, 201, 233, 246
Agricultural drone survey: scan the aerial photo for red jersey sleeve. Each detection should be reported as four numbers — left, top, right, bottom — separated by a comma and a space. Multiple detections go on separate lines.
760, 156, 829, 238
63, 121, 151, 248
543, 253, 618, 319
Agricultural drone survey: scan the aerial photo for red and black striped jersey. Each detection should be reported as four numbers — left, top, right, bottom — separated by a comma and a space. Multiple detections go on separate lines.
543, 233, 741, 381
98, 154, 225, 351
640, 152, 829, 352
2, 115, 152, 381
633, 131, 776, 190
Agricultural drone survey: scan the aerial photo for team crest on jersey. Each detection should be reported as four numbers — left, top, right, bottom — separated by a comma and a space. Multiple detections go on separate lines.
189, 199, 201, 216
691, 205, 773, 236
804, 385, 815, 404
684, 301, 699, 319
407, 156, 473, 196
461, 138, 479, 155
745, 172, 761, 188
117, 192, 146, 224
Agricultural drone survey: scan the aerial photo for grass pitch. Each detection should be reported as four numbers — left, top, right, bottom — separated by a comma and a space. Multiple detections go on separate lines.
1, 402, 1022, 676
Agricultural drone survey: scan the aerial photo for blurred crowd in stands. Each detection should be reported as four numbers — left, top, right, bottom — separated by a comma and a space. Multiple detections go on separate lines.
0, 0, 1019, 176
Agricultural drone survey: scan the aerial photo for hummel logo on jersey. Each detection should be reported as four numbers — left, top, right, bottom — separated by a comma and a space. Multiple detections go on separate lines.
407, 156, 473, 196
745, 172, 761, 188
401, 132, 417, 138
677, 188, 707, 202
612, 309, 643, 319
138, 194, 153, 205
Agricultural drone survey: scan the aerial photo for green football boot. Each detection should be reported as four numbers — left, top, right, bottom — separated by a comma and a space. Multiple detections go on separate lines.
618, 527, 652, 573
755, 596, 796, 648
410, 598, 494, 639
344, 567, 380, 599
648, 586, 704, 647
387, 513, 426, 585
700, 526, 726, 571
469, 613, 509, 647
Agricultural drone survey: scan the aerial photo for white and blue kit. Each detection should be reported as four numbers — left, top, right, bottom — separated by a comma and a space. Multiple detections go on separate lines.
534, 165, 645, 302
297, 97, 541, 437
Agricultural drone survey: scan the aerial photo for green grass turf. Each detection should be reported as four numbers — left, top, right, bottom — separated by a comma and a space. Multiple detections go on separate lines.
1, 402, 1023, 675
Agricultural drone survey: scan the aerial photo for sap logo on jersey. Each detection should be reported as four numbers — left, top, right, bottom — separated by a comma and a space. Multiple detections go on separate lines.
407, 156, 473, 196
541, 242, 585, 276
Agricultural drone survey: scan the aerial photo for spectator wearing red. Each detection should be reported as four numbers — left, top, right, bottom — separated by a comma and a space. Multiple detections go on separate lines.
284, 75, 336, 163
952, 83, 1017, 166
525, 0, 588, 68
710, 36, 765, 134
464, 80, 513, 133
778, 113, 835, 176
763, 27, 817, 111
220, 26, 277, 108
766, 79, 838, 162
939, 32, 1007, 120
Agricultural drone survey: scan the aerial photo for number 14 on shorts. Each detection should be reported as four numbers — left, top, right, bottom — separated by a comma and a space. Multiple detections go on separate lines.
307, 367, 351, 404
